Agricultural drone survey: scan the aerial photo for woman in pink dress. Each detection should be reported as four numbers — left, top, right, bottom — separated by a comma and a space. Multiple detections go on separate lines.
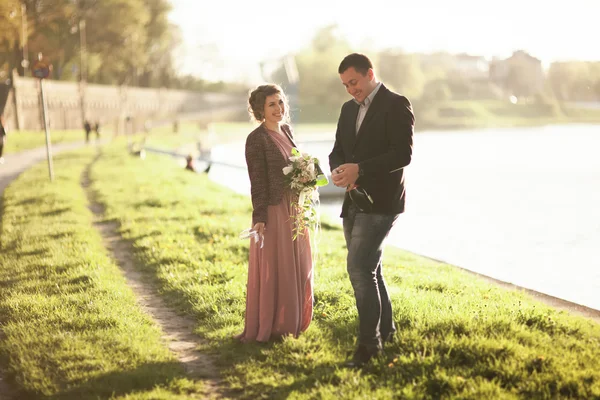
236, 84, 313, 343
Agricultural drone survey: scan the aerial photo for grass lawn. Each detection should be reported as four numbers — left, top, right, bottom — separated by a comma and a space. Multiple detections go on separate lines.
81, 144, 600, 399
2, 130, 88, 155
0, 147, 208, 399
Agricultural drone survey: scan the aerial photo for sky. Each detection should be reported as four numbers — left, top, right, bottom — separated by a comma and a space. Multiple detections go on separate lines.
168, 0, 600, 83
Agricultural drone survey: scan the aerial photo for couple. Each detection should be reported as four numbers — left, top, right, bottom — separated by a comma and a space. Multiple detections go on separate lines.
236, 53, 415, 367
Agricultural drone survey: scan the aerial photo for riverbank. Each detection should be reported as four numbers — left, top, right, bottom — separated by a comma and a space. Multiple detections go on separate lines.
414, 99, 600, 130
1, 144, 599, 398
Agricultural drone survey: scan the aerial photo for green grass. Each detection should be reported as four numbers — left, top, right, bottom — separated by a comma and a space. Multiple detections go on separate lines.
2, 130, 91, 155
0, 148, 207, 399
80, 144, 600, 399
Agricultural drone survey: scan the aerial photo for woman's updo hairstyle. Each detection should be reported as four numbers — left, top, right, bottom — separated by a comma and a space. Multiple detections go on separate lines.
247, 84, 289, 123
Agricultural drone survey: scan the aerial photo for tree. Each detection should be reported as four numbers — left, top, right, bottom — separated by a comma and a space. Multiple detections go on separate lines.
502, 52, 544, 98
138, 0, 176, 87
294, 25, 352, 122
421, 79, 452, 102
0, 0, 27, 76
377, 50, 425, 99
24, 0, 80, 80
547, 62, 600, 101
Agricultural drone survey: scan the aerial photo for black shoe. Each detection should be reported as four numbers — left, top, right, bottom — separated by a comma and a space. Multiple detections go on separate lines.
345, 345, 381, 368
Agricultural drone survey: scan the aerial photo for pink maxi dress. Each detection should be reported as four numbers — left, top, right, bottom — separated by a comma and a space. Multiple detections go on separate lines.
237, 129, 313, 342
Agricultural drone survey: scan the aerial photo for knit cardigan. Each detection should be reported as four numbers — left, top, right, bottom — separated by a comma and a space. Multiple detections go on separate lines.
245, 123, 295, 225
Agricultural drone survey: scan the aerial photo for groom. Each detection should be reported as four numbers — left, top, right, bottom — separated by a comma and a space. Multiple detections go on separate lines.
328, 53, 414, 367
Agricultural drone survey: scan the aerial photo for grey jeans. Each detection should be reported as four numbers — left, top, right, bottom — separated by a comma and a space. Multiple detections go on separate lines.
343, 204, 399, 349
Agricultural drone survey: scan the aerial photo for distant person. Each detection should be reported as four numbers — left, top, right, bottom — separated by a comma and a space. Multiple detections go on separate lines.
0, 114, 7, 164
197, 140, 212, 163
196, 144, 212, 174
235, 84, 313, 343
84, 120, 92, 143
129, 136, 146, 159
125, 116, 132, 136
185, 154, 196, 172
329, 53, 415, 367
94, 121, 101, 140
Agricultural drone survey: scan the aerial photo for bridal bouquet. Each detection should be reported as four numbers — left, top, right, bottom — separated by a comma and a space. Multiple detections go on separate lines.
282, 148, 328, 239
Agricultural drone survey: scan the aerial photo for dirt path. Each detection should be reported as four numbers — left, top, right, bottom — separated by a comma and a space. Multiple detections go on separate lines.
81, 153, 225, 399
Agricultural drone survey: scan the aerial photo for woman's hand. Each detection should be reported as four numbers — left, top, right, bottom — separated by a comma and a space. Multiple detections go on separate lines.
253, 222, 266, 237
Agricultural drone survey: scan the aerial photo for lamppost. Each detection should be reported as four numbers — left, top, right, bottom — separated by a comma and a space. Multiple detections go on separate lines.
33, 52, 54, 181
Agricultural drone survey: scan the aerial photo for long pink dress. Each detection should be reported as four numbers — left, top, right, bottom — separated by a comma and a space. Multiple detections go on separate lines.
237, 129, 313, 342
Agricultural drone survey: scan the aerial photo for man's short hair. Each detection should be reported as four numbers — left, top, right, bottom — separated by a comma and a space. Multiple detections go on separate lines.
338, 53, 373, 75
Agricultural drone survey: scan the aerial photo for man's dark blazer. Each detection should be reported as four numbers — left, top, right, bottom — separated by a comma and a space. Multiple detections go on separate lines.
328, 84, 414, 218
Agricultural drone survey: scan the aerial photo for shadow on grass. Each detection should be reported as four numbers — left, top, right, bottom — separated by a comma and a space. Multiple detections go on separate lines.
16, 197, 43, 207
44, 361, 189, 400
41, 207, 71, 217
226, 362, 343, 400
16, 248, 49, 257
320, 220, 342, 231
0, 260, 81, 279
0, 273, 98, 299
46, 231, 76, 240
134, 199, 180, 209
127, 231, 163, 242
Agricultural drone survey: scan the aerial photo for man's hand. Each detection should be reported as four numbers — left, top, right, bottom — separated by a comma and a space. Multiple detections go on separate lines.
331, 163, 359, 188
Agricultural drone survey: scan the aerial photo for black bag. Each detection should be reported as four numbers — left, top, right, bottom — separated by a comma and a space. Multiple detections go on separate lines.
348, 186, 373, 212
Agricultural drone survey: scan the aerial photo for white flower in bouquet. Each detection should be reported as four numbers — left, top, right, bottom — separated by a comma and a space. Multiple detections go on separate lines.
282, 165, 294, 175
282, 148, 328, 239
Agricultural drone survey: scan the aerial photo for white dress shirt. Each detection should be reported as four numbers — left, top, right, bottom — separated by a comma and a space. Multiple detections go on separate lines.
355, 82, 382, 134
